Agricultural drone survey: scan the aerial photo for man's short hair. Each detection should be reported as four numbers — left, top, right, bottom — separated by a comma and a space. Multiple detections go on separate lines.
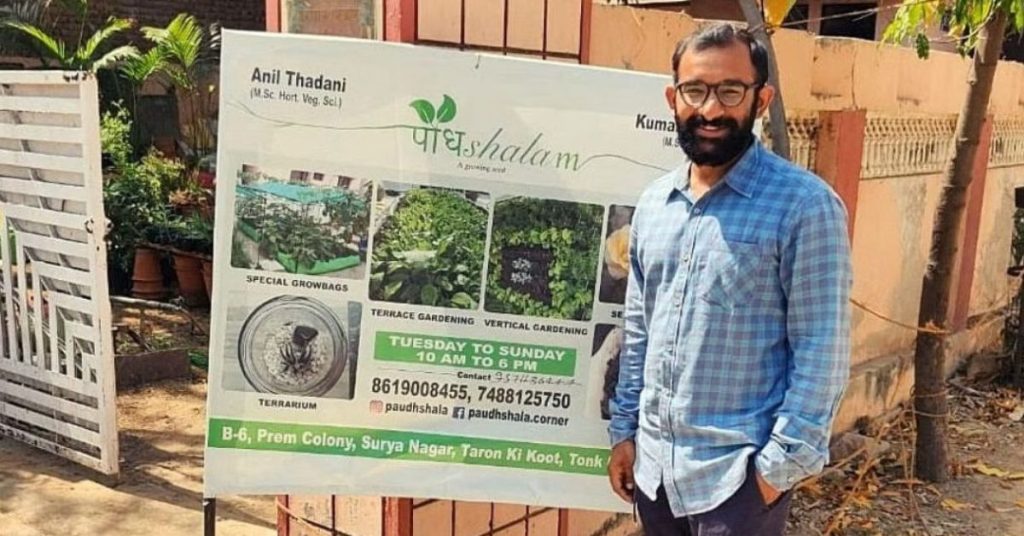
671, 23, 770, 85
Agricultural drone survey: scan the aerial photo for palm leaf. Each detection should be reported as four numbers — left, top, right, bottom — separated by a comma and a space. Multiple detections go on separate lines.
3, 21, 68, 65
120, 47, 167, 85
143, 13, 203, 71
79, 17, 133, 63
92, 45, 140, 72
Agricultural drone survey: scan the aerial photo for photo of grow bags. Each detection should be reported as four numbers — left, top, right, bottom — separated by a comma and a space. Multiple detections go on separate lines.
221, 292, 362, 400
484, 196, 604, 321
599, 205, 635, 305
231, 163, 372, 279
369, 183, 490, 309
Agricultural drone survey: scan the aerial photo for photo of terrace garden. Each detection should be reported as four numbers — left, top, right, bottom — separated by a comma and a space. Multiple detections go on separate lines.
231, 164, 372, 279
370, 183, 490, 309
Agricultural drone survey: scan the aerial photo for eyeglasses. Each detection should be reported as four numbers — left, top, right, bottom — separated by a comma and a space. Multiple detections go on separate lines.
674, 81, 761, 108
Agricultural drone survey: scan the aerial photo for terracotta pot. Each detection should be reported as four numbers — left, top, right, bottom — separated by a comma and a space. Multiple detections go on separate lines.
131, 248, 165, 300
201, 260, 213, 300
172, 253, 208, 307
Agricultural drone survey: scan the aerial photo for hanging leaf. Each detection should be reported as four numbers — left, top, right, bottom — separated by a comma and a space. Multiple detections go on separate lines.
409, 99, 435, 124
436, 94, 457, 123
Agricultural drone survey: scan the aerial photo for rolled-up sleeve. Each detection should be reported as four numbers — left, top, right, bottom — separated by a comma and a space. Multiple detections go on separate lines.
755, 189, 852, 491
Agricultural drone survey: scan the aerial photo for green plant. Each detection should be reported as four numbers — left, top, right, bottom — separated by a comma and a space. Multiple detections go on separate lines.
145, 213, 212, 256
231, 231, 253, 268
3, 0, 139, 72
268, 208, 348, 268
136, 149, 188, 199
141, 13, 220, 158
0, 1, 51, 57
485, 198, 603, 321
102, 107, 167, 274
100, 101, 133, 171
370, 188, 487, 309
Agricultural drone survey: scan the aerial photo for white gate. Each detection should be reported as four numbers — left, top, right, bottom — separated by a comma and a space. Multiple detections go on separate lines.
0, 71, 118, 476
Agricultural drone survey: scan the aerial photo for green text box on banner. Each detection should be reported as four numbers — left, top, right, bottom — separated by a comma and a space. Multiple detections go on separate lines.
374, 331, 576, 376
208, 418, 608, 475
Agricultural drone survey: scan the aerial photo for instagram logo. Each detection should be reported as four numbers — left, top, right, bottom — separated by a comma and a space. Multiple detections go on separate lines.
369, 400, 384, 414
452, 407, 466, 419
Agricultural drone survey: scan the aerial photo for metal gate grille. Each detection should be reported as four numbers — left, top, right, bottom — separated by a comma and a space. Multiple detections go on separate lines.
0, 71, 118, 476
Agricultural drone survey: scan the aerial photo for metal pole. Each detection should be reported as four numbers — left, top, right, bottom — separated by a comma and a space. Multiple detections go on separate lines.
204, 497, 216, 536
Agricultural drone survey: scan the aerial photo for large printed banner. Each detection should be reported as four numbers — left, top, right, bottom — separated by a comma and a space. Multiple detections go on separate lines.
204, 30, 680, 512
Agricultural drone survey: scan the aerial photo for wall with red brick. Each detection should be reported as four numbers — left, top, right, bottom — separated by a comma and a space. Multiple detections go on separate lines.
51, 0, 265, 44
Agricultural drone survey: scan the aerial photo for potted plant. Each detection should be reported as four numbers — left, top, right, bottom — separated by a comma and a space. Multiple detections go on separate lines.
101, 113, 171, 297
146, 215, 212, 306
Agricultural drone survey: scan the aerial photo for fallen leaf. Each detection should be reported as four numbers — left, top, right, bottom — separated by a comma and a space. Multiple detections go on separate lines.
1009, 405, 1024, 422
1016, 499, 1024, 509
1007, 472, 1024, 480
967, 462, 1010, 478
941, 498, 974, 511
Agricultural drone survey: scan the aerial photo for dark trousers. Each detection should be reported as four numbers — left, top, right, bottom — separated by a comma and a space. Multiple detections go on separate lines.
636, 463, 793, 536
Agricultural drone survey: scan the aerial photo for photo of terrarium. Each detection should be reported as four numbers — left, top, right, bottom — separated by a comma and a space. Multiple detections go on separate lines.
369, 183, 490, 309
599, 205, 635, 305
236, 296, 348, 396
484, 196, 604, 321
232, 163, 372, 279
221, 293, 362, 400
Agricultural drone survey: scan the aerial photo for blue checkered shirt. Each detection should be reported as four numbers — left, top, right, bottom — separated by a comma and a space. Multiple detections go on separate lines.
608, 140, 852, 516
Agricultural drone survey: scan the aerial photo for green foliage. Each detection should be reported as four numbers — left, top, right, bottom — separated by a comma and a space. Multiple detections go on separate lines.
146, 213, 213, 255
237, 188, 368, 273
137, 148, 188, 199
140, 13, 220, 156
370, 189, 488, 309
884, 0, 1024, 58
3, 14, 138, 71
100, 102, 133, 170
485, 198, 603, 321
142, 13, 207, 90
101, 105, 194, 272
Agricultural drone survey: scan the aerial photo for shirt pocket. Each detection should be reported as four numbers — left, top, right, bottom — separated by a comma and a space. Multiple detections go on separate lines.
694, 240, 768, 310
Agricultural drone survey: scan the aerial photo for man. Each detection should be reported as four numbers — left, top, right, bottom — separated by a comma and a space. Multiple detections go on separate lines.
607, 23, 852, 536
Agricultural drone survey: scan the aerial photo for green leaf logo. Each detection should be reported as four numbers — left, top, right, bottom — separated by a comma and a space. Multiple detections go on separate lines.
410, 99, 436, 124
437, 94, 457, 123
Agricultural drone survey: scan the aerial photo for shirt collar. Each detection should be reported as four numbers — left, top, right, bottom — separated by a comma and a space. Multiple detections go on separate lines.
669, 139, 763, 202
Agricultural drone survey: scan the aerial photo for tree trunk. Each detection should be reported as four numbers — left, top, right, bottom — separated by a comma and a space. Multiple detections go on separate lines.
914, 10, 1007, 483
737, 0, 790, 160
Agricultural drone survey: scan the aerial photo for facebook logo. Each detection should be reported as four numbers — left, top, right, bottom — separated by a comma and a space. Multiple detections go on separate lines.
452, 407, 466, 419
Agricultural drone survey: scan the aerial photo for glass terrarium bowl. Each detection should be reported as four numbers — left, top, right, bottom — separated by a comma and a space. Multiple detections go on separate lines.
238, 296, 348, 397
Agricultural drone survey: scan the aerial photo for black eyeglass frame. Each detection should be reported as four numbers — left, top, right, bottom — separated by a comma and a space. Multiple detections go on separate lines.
673, 80, 764, 108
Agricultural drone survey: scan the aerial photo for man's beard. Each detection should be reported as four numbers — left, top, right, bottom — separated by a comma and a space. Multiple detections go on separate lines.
676, 103, 757, 167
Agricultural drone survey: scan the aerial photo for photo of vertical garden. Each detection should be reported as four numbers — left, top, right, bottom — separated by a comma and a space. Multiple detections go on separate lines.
485, 196, 604, 321
369, 183, 490, 309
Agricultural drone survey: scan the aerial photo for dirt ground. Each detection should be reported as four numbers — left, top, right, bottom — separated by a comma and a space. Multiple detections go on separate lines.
0, 304, 277, 535
786, 378, 1024, 536
2, 301, 1022, 535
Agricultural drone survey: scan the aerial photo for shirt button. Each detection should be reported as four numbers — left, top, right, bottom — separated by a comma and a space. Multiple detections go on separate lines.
682, 255, 690, 263
692, 207, 702, 215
